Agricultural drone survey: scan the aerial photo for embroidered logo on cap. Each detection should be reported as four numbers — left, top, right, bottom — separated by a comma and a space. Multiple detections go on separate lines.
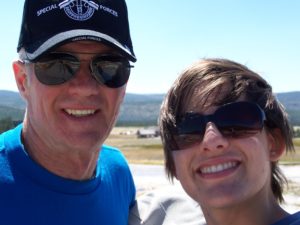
36, 1, 119, 20
59, 0, 99, 21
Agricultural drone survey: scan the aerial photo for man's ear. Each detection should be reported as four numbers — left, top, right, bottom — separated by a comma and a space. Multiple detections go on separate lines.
12, 60, 29, 100
268, 128, 286, 162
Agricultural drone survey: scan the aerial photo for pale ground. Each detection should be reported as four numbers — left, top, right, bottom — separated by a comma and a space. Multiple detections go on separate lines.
129, 164, 300, 214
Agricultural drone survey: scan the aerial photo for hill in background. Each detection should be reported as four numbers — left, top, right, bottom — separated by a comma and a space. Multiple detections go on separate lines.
0, 90, 26, 109
0, 90, 299, 126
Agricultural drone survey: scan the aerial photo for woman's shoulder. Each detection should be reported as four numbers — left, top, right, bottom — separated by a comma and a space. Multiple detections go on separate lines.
129, 185, 206, 225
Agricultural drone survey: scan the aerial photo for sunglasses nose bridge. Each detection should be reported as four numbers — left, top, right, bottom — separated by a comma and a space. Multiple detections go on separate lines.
88, 61, 97, 80
73, 59, 98, 83
204, 114, 215, 127
67, 59, 99, 87
201, 113, 224, 134
89, 60, 109, 86
201, 121, 230, 152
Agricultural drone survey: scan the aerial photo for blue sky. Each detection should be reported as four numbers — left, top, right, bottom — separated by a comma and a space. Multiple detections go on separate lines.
1, 0, 299, 94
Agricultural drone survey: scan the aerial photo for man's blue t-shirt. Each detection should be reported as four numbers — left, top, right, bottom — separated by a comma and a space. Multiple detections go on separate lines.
272, 212, 300, 225
0, 124, 136, 225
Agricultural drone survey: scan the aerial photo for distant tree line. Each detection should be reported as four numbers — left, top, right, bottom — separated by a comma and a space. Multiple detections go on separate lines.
1, 116, 300, 138
0, 117, 22, 134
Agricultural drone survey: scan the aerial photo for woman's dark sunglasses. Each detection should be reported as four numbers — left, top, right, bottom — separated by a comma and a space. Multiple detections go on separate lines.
173, 101, 266, 150
23, 52, 133, 88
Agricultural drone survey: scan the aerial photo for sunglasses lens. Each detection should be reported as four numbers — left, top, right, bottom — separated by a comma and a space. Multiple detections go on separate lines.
174, 113, 206, 150
173, 102, 265, 150
92, 56, 131, 88
216, 102, 264, 130
174, 134, 203, 150
34, 53, 79, 85
177, 113, 206, 134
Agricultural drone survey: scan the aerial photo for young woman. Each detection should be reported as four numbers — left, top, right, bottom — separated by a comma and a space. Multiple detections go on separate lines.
159, 58, 300, 225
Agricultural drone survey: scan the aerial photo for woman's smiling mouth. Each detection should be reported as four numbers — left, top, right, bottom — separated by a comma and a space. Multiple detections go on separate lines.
200, 161, 238, 175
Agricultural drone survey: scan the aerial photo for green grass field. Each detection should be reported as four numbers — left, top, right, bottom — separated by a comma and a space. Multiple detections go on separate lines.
104, 127, 164, 164
281, 138, 300, 164
104, 127, 300, 165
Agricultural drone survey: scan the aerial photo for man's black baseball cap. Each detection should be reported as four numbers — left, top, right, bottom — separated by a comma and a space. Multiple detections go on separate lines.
17, 0, 136, 62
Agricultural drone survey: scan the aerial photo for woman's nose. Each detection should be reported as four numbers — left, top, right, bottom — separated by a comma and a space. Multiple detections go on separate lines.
200, 122, 229, 152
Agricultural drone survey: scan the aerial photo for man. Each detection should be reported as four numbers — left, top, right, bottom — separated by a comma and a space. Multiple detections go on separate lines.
0, 0, 136, 224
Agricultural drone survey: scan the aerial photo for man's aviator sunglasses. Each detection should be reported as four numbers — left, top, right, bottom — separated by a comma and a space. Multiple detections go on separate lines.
173, 101, 266, 150
21, 52, 133, 88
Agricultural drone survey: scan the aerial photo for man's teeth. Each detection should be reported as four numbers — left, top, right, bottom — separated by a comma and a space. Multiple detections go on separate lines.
65, 109, 96, 117
201, 162, 237, 174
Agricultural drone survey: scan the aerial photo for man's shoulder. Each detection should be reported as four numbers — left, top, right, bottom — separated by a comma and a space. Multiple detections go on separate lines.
98, 145, 135, 196
273, 211, 300, 225
101, 144, 121, 153
0, 127, 21, 183
0, 129, 10, 150
0, 132, 4, 152
101, 144, 125, 160
100, 145, 130, 170
0, 124, 23, 150
0, 125, 21, 154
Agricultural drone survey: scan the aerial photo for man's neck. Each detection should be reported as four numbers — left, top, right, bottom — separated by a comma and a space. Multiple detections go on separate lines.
21, 125, 100, 180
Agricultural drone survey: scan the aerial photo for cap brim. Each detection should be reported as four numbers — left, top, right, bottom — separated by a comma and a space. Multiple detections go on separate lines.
24, 29, 136, 62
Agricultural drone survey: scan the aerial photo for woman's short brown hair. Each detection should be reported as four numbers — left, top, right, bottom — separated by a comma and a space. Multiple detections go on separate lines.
159, 58, 294, 203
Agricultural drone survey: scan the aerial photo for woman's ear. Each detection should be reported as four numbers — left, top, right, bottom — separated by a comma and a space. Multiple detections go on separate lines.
12, 60, 29, 100
268, 128, 286, 162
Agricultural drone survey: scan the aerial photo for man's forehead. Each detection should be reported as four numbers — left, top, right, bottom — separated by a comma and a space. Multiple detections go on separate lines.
56, 40, 114, 51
